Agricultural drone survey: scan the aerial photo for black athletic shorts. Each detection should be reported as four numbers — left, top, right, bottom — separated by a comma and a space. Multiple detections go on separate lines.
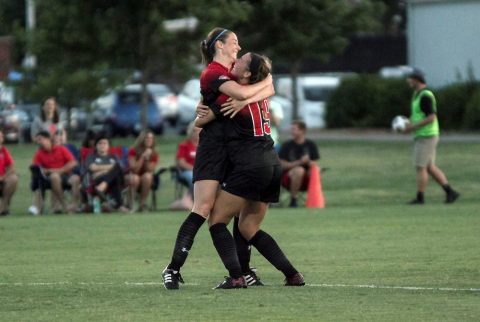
192, 142, 228, 182
221, 164, 281, 203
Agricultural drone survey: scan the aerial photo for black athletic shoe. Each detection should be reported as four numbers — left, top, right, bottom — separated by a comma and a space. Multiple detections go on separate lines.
162, 268, 184, 290
289, 198, 298, 208
446, 190, 460, 204
213, 276, 247, 289
408, 198, 424, 205
244, 268, 264, 286
285, 272, 305, 286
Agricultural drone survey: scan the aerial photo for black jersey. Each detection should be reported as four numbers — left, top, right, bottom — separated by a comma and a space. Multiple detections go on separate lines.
278, 139, 320, 170
225, 99, 280, 170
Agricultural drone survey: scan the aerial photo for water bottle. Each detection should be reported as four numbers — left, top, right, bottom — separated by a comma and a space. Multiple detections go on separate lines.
93, 197, 101, 214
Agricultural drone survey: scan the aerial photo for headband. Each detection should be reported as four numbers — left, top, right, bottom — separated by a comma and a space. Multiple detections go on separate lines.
208, 29, 229, 52
249, 54, 262, 77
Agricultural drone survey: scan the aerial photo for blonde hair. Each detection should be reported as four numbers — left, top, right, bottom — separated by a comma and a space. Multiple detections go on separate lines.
133, 130, 156, 155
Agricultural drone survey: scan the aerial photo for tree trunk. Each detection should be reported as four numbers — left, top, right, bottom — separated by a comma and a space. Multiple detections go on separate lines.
290, 61, 301, 120
140, 72, 148, 132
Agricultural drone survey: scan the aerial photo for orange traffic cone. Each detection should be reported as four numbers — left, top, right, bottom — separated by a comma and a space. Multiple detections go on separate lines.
306, 163, 325, 208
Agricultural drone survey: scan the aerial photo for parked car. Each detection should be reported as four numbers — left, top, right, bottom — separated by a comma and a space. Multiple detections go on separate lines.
4, 103, 87, 142
177, 79, 201, 134
125, 83, 178, 126
379, 65, 412, 78
275, 75, 342, 129
91, 91, 115, 132
0, 104, 31, 143
106, 88, 164, 136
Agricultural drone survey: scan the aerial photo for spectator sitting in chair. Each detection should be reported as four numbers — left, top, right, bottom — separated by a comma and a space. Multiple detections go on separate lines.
0, 130, 18, 216
86, 135, 129, 213
171, 122, 201, 210
127, 130, 159, 212
30, 131, 81, 214
278, 120, 320, 208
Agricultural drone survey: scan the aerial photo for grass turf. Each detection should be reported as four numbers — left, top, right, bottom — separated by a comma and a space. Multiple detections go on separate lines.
0, 137, 479, 321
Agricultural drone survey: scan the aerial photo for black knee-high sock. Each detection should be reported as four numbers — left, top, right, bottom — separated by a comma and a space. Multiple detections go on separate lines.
233, 217, 251, 274
249, 230, 298, 277
442, 184, 453, 194
209, 223, 243, 279
168, 212, 205, 272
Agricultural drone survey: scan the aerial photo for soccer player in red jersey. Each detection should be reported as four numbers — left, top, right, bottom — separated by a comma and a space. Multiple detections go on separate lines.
197, 53, 305, 289
162, 28, 274, 290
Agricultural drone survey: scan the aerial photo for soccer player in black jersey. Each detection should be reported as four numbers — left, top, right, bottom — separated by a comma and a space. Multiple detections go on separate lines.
197, 53, 305, 289
162, 28, 274, 290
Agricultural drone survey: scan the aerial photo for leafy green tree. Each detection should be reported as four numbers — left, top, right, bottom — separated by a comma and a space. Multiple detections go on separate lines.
15, 0, 252, 131
236, 0, 385, 119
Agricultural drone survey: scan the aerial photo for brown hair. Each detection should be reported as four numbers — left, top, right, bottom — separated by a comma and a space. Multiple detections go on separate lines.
247, 53, 271, 85
40, 96, 60, 123
292, 120, 307, 131
200, 28, 232, 66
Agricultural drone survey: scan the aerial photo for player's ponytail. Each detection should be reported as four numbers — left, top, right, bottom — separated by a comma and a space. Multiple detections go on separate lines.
200, 28, 231, 66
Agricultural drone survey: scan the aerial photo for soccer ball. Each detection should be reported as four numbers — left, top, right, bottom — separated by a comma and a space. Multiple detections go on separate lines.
391, 115, 409, 132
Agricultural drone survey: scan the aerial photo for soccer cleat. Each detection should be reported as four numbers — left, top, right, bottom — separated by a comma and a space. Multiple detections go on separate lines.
285, 272, 305, 286
162, 268, 184, 290
446, 190, 460, 204
213, 276, 247, 289
408, 198, 424, 205
244, 268, 264, 286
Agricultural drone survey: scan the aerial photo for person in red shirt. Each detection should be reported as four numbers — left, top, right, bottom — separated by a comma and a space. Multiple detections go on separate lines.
0, 130, 18, 216
127, 130, 159, 211
30, 131, 80, 214
176, 122, 201, 193
169, 123, 201, 210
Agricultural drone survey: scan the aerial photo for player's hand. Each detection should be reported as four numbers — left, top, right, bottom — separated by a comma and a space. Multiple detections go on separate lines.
196, 103, 209, 118
220, 98, 247, 118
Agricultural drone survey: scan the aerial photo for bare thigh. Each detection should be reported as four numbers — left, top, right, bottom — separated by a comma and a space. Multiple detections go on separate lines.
192, 180, 219, 218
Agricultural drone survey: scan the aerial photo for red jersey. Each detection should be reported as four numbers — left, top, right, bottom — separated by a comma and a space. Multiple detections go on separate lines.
199, 61, 235, 142
128, 148, 159, 175
0, 146, 14, 176
228, 99, 272, 140
32, 145, 75, 169
176, 140, 197, 167
200, 61, 233, 107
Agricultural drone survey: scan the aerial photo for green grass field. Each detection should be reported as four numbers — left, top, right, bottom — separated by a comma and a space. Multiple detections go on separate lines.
1, 137, 479, 321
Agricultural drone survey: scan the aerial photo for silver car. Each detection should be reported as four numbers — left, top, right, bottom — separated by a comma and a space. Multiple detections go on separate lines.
177, 79, 201, 134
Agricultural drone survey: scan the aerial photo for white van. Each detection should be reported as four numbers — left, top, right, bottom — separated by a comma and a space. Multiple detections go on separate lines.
275, 75, 341, 129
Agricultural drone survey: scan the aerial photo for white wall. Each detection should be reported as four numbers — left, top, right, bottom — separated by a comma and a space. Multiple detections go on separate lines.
407, 0, 480, 87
